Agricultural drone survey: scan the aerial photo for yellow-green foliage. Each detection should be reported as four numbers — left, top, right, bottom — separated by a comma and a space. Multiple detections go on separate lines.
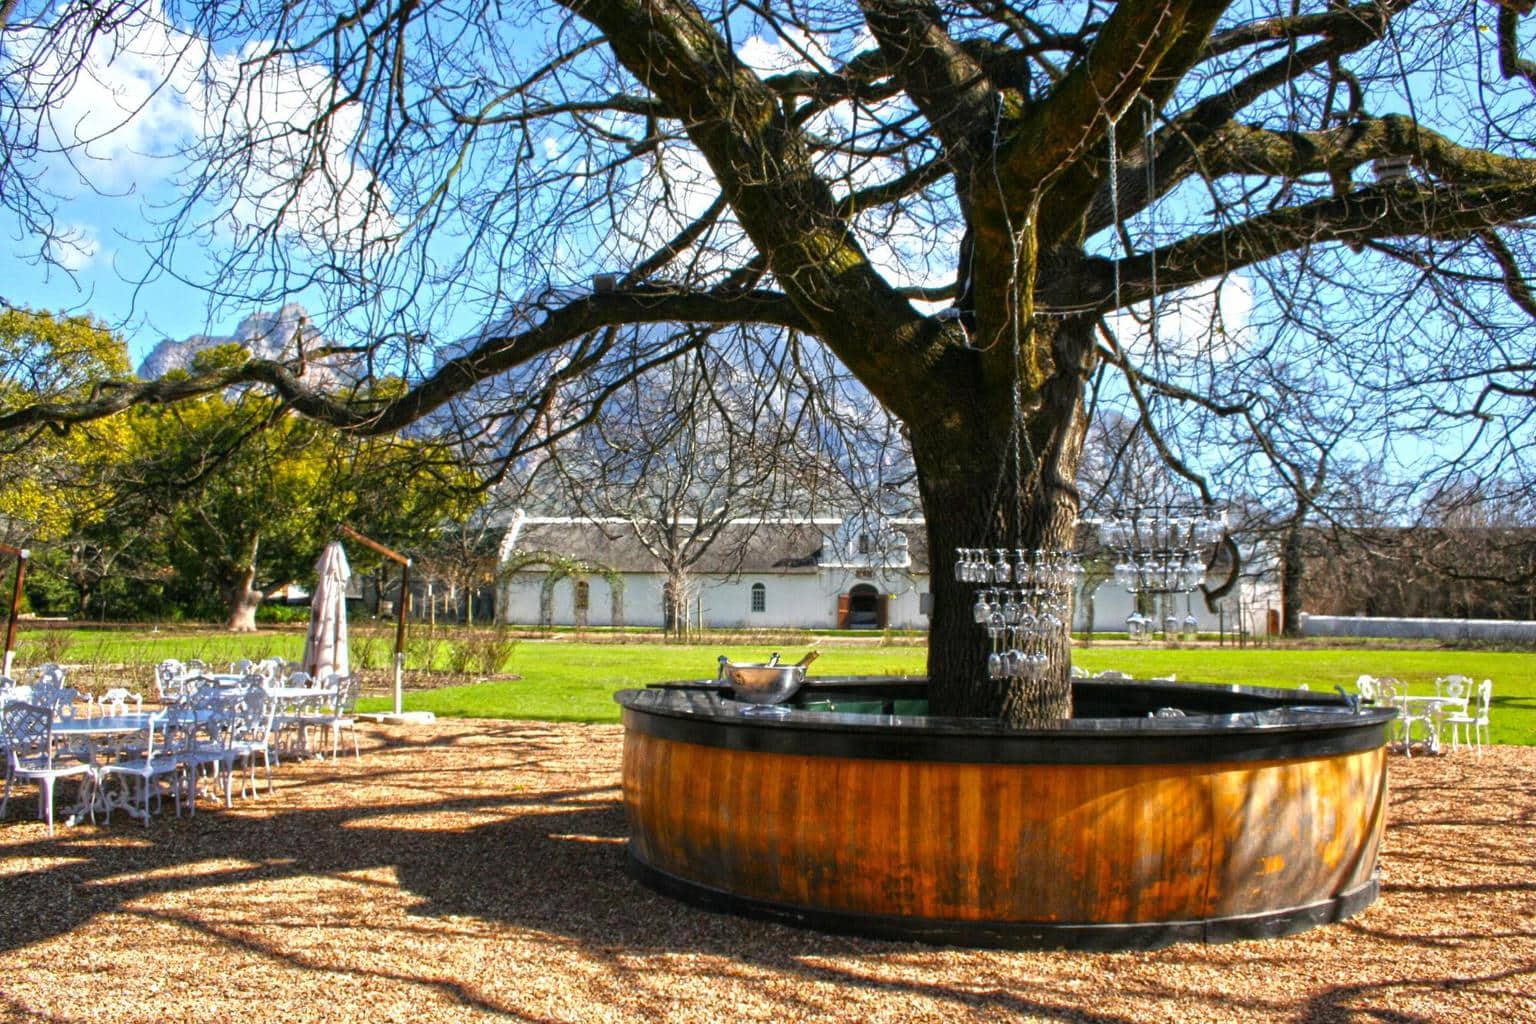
0, 307, 134, 540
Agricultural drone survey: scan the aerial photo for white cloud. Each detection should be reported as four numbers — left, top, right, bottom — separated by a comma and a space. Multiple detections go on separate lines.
1105, 274, 1255, 364
737, 28, 837, 76
12, 0, 396, 254
206, 45, 400, 252
46, 223, 102, 271
29, 7, 208, 184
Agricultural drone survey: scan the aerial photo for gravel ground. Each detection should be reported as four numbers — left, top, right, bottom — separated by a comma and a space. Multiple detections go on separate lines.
1, 720, 1532, 1023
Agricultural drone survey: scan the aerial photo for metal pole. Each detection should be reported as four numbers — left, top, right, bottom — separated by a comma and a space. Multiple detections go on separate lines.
2, 546, 27, 678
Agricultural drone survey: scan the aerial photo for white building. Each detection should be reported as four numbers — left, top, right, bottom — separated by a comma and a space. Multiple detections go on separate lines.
498, 514, 929, 630
496, 512, 1281, 637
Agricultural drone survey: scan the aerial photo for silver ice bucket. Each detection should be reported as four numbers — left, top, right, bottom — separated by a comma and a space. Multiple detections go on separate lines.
717, 657, 807, 706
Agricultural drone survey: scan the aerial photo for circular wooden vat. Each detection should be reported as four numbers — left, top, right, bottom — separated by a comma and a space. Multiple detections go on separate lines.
616, 678, 1392, 950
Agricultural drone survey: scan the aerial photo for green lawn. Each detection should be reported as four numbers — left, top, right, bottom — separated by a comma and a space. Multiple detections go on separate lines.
357, 638, 1535, 745
16, 626, 1534, 744
360, 640, 928, 722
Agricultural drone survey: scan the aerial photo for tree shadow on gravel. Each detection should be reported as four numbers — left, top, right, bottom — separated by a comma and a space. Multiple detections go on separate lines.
2, 722, 1533, 1024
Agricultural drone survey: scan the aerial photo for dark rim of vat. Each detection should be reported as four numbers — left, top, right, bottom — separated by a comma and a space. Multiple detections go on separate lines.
616, 680, 1394, 765
626, 854, 1381, 952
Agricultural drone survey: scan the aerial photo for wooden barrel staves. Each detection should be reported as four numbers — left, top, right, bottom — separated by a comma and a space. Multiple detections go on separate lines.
616, 679, 1391, 950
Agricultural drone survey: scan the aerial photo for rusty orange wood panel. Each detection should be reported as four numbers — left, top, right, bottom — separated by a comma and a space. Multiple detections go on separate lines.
623, 732, 1387, 925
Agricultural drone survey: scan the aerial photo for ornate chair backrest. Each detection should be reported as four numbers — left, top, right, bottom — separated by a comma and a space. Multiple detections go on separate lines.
34, 685, 83, 720
99, 688, 142, 717
230, 659, 254, 675
1375, 678, 1404, 704
186, 681, 235, 709
155, 706, 199, 758
0, 702, 53, 767
31, 663, 67, 688
285, 670, 312, 688
1355, 675, 1378, 703
200, 694, 243, 752
236, 690, 278, 744
325, 673, 359, 714
1438, 676, 1471, 702
155, 660, 187, 701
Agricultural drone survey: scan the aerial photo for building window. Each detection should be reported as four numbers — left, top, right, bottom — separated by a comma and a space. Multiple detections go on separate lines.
750, 582, 766, 613
574, 580, 590, 611
857, 533, 870, 555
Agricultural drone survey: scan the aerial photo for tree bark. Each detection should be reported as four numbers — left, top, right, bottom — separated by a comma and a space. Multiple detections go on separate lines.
224, 572, 263, 631
915, 317, 1092, 724
1281, 513, 1306, 637
223, 533, 263, 632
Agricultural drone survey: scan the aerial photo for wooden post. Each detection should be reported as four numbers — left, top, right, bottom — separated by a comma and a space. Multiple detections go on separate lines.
339, 525, 412, 714
1, 544, 27, 678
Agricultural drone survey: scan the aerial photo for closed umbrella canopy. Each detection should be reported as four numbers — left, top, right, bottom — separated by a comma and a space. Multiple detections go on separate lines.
302, 541, 351, 680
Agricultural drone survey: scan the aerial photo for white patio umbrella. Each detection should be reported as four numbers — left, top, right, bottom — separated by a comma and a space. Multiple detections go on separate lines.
302, 541, 351, 680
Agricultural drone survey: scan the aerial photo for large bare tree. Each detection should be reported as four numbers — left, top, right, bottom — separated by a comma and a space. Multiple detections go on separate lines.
6, 0, 1536, 720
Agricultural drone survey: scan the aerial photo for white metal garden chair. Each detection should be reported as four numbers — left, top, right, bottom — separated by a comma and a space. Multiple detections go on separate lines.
97, 707, 195, 826
229, 691, 279, 798
1374, 678, 1408, 750
154, 659, 189, 703
1445, 679, 1493, 756
314, 673, 361, 762
183, 691, 244, 810
1, 701, 98, 834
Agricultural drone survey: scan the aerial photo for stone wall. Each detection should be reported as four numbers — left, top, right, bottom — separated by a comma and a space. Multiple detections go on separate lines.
1299, 614, 1536, 644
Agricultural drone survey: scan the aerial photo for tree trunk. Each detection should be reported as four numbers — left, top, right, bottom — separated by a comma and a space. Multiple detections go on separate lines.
224, 569, 263, 631
1281, 513, 1306, 637
913, 317, 1091, 725
223, 533, 263, 632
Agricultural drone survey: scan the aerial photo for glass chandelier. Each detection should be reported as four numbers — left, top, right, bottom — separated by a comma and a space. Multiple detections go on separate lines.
954, 548, 1083, 680
1094, 505, 1227, 641
1093, 505, 1227, 595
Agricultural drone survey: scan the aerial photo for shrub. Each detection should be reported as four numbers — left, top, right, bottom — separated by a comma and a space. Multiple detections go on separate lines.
471, 628, 519, 675
257, 603, 310, 624
444, 637, 475, 675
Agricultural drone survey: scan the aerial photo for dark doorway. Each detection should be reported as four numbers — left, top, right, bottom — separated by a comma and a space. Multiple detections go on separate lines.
845, 583, 884, 629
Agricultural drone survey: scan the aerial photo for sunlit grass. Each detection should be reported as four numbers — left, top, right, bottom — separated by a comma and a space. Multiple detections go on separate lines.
19, 625, 1534, 744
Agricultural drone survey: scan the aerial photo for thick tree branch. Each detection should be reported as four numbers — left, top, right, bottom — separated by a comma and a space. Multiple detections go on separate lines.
562, 0, 935, 422
1088, 0, 1409, 235
1112, 181, 1536, 305
0, 288, 809, 437
857, 0, 997, 192
1194, 114, 1536, 186
997, 0, 1227, 201
1478, 230, 1536, 320
1498, 7, 1536, 91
